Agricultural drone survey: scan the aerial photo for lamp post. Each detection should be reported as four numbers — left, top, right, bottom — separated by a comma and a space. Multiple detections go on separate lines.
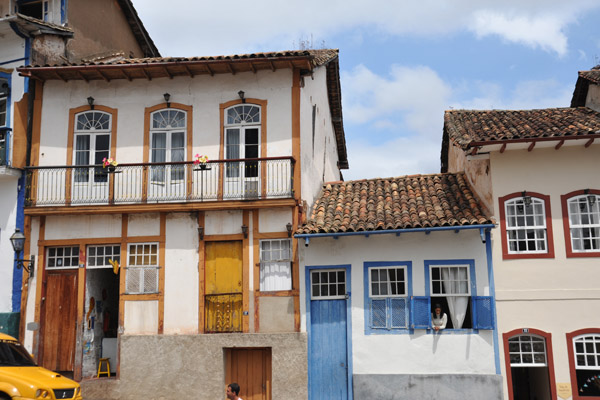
10, 228, 35, 277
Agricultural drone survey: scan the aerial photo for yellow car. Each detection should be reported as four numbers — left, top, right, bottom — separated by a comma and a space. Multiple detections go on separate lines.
0, 333, 82, 400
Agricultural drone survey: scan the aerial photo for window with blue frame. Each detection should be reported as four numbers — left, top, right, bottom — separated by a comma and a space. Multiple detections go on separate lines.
17, 0, 50, 21
411, 260, 495, 332
364, 262, 411, 333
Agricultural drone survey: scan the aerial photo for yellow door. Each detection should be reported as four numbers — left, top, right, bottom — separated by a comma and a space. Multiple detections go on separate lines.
205, 241, 243, 332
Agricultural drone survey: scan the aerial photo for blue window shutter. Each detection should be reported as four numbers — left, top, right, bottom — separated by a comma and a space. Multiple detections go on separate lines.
390, 298, 408, 328
410, 296, 430, 329
370, 298, 387, 328
473, 296, 495, 329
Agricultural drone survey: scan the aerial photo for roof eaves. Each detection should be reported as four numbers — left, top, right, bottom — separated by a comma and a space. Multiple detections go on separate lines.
115, 0, 161, 57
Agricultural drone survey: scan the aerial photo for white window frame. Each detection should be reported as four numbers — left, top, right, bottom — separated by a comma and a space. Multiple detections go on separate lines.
259, 238, 292, 292
224, 104, 261, 180
567, 195, 600, 253
429, 265, 471, 297
505, 197, 548, 254
368, 266, 407, 298
0, 77, 8, 128
86, 244, 121, 269
46, 246, 80, 270
126, 243, 160, 294
310, 269, 346, 300
509, 334, 548, 367
573, 334, 600, 370
72, 111, 112, 184
150, 109, 187, 184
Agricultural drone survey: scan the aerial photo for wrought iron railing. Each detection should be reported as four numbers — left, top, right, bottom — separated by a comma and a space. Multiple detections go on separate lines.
25, 157, 294, 206
205, 293, 243, 333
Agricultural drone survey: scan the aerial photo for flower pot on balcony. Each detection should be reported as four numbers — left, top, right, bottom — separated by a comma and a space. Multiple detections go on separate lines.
194, 164, 211, 171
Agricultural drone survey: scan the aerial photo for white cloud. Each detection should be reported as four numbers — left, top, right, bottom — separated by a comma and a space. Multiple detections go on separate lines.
341, 65, 574, 181
469, 11, 568, 56
341, 64, 451, 138
133, 0, 599, 56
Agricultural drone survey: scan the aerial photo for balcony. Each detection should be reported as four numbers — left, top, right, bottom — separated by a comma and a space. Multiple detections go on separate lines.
25, 157, 294, 207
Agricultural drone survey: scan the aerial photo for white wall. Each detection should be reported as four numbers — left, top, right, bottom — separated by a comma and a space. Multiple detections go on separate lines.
38, 69, 294, 167
299, 67, 341, 207
299, 229, 496, 375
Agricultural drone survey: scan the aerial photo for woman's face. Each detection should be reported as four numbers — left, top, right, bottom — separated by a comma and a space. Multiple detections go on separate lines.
435, 307, 441, 315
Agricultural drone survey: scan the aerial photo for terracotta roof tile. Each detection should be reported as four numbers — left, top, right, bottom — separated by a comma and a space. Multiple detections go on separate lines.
579, 69, 600, 85
21, 49, 338, 68
299, 173, 493, 234
445, 107, 600, 150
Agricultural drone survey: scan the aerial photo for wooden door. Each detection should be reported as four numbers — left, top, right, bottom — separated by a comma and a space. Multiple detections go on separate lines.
205, 241, 243, 332
225, 348, 271, 400
41, 271, 78, 372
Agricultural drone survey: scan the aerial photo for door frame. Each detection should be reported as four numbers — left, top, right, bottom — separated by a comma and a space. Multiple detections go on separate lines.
503, 328, 557, 400
305, 264, 353, 399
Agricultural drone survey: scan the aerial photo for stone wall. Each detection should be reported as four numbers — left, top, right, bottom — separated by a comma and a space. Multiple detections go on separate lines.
81, 332, 308, 400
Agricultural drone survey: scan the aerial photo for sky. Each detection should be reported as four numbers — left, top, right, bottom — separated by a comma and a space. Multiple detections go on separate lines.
132, 0, 600, 181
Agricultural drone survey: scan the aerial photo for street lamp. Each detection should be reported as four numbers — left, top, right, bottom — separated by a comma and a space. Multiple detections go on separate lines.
10, 228, 35, 277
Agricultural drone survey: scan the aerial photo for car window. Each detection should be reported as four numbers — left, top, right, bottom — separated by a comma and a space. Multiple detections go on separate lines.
0, 340, 37, 366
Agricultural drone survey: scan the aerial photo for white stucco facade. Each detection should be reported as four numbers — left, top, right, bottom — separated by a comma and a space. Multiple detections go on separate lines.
485, 143, 600, 400
299, 229, 499, 376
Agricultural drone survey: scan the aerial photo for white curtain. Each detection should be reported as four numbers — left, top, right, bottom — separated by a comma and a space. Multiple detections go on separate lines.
442, 268, 469, 329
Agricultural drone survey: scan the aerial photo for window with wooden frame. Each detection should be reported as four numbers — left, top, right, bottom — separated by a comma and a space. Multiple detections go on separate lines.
562, 190, 600, 258
259, 239, 292, 291
310, 269, 346, 300
86, 245, 120, 269
150, 109, 187, 184
365, 262, 411, 333
567, 329, 600, 399
126, 243, 159, 294
46, 246, 80, 269
224, 105, 260, 193
73, 111, 112, 184
499, 192, 554, 259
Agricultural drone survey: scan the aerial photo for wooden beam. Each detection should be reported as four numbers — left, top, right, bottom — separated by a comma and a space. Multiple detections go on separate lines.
141, 67, 152, 81
163, 66, 173, 79
555, 139, 564, 150
249, 62, 257, 74
120, 69, 132, 81
227, 63, 235, 75
470, 147, 478, 155
585, 138, 594, 148
54, 71, 68, 82
268, 60, 276, 72
76, 70, 89, 83
96, 68, 110, 82
205, 64, 214, 76
499, 143, 506, 153
528, 142, 535, 152
183, 64, 195, 78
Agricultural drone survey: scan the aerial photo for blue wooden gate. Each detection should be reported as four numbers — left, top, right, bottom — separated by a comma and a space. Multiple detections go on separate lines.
307, 267, 351, 400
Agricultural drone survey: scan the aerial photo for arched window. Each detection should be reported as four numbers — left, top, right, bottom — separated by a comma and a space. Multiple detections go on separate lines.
224, 104, 260, 179
562, 191, 600, 257
73, 111, 111, 183
567, 330, 600, 399
150, 109, 186, 182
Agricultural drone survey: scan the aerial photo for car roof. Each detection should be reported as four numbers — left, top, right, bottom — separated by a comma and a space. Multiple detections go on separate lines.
0, 333, 18, 341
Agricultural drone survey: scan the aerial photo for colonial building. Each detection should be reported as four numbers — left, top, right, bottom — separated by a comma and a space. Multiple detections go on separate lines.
0, 0, 158, 340
297, 173, 501, 399
16, 49, 347, 399
442, 70, 600, 400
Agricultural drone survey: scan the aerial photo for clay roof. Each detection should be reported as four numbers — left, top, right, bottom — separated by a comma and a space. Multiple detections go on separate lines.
444, 107, 600, 150
571, 68, 600, 107
9, 13, 74, 36
299, 173, 493, 234
18, 49, 338, 71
